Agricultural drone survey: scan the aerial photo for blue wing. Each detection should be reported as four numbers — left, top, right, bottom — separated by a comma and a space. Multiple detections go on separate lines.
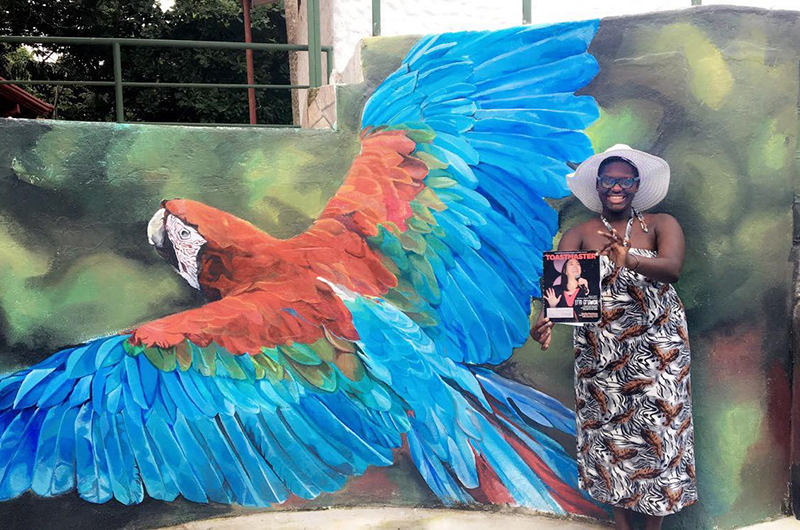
0, 335, 408, 505
337, 289, 604, 517
360, 21, 600, 365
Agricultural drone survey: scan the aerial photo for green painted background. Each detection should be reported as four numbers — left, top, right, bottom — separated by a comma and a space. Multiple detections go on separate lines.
0, 6, 798, 530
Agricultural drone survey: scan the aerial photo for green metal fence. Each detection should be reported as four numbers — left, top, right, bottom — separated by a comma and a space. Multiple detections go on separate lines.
0, 0, 331, 128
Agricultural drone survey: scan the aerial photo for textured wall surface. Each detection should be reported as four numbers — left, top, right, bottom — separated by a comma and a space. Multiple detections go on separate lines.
327, 0, 799, 83
0, 6, 798, 530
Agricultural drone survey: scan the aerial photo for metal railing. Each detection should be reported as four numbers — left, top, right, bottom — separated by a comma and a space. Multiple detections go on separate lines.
0, 0, 331, 127
371, 0, 532, 35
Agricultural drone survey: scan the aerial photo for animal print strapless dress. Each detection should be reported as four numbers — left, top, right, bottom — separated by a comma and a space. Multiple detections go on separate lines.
573, 250, 698, 516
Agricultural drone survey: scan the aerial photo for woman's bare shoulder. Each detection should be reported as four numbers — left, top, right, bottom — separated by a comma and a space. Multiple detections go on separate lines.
649, 212, 683, 231
559, 218, 602, 250
568, 218, 604, 235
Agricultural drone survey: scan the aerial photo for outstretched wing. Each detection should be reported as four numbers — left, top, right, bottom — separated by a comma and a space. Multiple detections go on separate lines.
0, 21, 601, 508
0, 323, 410, 505
316, 21, 600, 365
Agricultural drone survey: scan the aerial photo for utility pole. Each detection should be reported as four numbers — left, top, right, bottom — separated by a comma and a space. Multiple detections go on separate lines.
242, 0, 257, 124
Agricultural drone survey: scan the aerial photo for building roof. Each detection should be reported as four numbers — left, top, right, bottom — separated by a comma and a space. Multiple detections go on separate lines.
0, 77, 54, 118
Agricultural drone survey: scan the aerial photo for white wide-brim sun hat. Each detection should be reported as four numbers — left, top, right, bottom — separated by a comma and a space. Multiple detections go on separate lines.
567, 144, 671, 213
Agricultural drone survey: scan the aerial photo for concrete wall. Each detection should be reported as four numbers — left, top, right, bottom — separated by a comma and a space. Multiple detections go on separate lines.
0, 5, 798, 530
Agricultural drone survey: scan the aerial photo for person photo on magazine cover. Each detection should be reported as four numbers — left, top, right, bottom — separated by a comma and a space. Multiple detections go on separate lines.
543, 257, 595, 321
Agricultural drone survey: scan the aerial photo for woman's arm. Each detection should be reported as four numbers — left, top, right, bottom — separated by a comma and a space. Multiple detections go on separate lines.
600, 214, 685, 283
625, 214, 684, 283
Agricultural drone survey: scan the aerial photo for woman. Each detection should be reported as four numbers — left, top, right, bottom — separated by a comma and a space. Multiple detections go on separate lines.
530, 144, 697, 530
543, 258, 591, 321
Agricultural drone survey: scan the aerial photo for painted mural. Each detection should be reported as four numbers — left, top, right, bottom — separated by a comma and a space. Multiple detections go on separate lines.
0, 6, 797, 530
0, 20, 609, 528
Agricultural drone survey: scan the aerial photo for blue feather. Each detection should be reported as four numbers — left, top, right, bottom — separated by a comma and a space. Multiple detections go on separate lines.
170, 414, 230, 504
122, 411, 177, 501
14, 369, 56, 409
37, 370, 76, 408
218, 413, 287, 505
240, 410, 326, 498
145, 408, 207, 503
99, 413, 140, 505
31, 404, 67, 496
190, 414, 256, 505
94, 336, 127, 369
68, 376, 92, 407
50, 405, 79, 495
137, 353, 159, 407
0, 409, 42, 500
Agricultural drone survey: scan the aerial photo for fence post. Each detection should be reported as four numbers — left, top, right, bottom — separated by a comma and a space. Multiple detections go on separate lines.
112, 42, 124, 122
242, 0, 257, 124
307, 0, 322, 88
372, 0, 381, 36
522, 0, 532, 24
325, 49, 334, 83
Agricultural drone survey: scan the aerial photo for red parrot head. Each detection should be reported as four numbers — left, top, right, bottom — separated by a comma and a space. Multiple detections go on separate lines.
147, 199, 275, 298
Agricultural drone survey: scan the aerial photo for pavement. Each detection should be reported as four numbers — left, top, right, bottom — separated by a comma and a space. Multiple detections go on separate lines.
744, 519, 800, 530
158, 507, 800, 530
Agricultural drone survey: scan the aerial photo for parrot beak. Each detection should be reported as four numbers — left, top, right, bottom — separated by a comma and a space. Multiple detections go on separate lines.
147, 208, 167, 247
148, 207, 180, 270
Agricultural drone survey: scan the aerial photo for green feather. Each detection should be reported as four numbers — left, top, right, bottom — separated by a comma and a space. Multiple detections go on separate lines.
308, 339, 336, 363
286, 357, 337, 392
406, 216, 433, 234
376, 226, 410, 270
416, 188, 448, 212
395, 125, 436, 144
279, 343, 323, 366
122, 340, 139, 357
397, 229, 426, 254
411, 200, 437, 224
217, 349, 248, 381
143, 346, 177, 372
255, 349, 285, 382
426, 234, 455, 266
176, 342, 192, 372
415, 151, 447, 170
408, 253, 440, 302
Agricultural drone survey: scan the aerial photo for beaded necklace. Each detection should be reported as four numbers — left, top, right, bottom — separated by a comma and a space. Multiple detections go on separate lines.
599, 208, 648, 248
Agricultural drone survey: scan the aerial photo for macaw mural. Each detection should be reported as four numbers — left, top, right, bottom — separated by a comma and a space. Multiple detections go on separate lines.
2, 7, 797, 530
0, 21, 605, 517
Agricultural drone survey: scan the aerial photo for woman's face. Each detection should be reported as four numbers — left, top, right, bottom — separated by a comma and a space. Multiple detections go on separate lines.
566, 258, 581, 279
596, 161, 639, 213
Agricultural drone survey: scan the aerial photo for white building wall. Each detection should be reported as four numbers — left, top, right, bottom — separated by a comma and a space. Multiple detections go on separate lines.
330, 0, 800, 81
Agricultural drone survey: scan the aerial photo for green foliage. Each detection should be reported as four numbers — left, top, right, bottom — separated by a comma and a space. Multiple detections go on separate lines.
0, 115, 357, 372
0, 0, 291, 124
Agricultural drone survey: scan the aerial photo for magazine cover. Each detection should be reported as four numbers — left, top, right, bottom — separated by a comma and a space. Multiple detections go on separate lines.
541, 251, 601, 324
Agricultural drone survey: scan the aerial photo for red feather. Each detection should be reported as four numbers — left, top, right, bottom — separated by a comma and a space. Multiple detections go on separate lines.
131, 130, 429, 353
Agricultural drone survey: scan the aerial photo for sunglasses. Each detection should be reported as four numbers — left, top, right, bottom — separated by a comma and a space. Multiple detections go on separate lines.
597, 176, 640, 190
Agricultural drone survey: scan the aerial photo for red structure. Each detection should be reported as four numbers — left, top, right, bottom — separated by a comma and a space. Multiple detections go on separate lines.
0, 77, 54, 118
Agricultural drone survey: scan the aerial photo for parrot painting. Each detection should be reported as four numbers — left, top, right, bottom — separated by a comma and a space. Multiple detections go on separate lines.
0, 20, 604, 517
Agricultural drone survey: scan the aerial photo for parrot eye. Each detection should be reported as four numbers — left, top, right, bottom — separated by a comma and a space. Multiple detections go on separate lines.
179, 229, 191, 240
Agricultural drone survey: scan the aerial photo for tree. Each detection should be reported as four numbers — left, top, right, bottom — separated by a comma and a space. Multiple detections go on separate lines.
0, 0, 291, 124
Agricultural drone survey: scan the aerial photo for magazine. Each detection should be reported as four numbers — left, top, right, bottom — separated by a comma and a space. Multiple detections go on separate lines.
541, 251, 601, 324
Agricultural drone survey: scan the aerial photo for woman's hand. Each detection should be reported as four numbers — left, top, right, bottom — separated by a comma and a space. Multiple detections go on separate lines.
543, 288, 561, 307
530, 314, 554, 350
577, 277, 589, 292
598, 230, 629, 268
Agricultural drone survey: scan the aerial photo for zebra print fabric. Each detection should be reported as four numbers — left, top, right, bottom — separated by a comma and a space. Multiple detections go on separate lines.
573, 249, 698, 516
